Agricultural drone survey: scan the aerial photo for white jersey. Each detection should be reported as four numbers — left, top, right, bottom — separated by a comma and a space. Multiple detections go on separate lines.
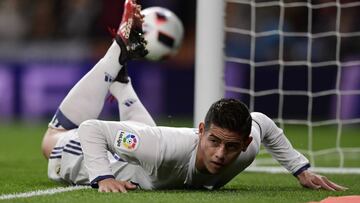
48, 112, 309, 189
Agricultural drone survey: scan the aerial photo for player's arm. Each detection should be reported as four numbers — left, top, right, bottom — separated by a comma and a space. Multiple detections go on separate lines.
78, 120, 138, 193
252, 112, 347, 191
79, 118, 162, 192
252, 112, 310, 175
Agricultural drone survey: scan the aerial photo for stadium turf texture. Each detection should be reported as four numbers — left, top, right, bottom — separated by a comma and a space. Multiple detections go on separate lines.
0, 122, 359, 203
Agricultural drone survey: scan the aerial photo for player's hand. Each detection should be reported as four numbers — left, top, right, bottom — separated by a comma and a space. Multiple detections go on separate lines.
297, 170, 348, 191
98, 178, 137, 193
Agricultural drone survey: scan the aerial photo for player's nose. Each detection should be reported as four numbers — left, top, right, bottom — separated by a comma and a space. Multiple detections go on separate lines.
214, 145, 226, 161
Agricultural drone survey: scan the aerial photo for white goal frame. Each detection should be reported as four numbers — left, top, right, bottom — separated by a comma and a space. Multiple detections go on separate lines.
194, 0, 225, 125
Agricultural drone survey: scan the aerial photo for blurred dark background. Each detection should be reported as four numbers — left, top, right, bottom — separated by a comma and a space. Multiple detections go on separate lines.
223, 0, 360, 122
1, 0, 360, 124
0, 0, 196, 123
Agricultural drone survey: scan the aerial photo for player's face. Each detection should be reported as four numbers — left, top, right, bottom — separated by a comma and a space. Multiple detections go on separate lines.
196, 123, 252, 174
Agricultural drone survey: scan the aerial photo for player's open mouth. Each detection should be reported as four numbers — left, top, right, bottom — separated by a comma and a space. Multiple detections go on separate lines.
211, 161, 224, 167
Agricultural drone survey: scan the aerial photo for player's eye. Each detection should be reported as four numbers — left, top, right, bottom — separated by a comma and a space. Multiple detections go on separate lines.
208, 138, 220, 146
226, 143, 240, 152
209, 139, 217, 143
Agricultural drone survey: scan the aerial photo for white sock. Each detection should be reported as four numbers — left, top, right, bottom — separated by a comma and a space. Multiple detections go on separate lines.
51, 41, 123, 129
109, 80, 156, 127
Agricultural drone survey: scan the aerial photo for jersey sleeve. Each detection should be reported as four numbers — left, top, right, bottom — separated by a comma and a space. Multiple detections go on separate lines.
78, 120, 161, 188
251, 112, 310, 175
78, 120, 115, 187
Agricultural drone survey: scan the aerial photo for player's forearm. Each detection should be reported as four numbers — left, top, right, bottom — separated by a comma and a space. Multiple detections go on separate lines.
253, 112, 310, 174
78, 119, 114, 187
262, 130, 310, 174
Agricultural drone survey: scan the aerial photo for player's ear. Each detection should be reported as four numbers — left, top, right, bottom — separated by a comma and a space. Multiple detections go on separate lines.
198, 122, 205, 138
241, 136, 253, 152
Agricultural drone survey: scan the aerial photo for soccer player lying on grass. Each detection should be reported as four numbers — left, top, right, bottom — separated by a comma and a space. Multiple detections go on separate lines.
41, 0, 347, 193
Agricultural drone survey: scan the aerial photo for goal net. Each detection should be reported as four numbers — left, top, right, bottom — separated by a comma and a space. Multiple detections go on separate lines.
195, 0, 360, 174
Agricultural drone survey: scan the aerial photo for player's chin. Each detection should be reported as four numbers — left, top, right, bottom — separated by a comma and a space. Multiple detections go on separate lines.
207, 162, 225, 174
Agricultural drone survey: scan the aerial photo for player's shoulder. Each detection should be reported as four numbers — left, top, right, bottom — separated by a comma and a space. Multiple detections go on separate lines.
251, 112, 271, 122
152, 126, 198, 148
158, 127, 198, 143
251, 112, 275, 129
121, 120, 152, 128
158, 127, 198, 163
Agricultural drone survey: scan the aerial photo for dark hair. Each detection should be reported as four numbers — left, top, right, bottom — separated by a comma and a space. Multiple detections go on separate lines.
204, 98, 252, 138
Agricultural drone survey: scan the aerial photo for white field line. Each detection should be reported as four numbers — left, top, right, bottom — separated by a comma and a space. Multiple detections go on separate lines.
0, 185, 91, 200
247, 166, 360, 174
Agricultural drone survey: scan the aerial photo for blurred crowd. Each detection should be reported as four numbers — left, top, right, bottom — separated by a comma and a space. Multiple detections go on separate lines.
1, 0, 360, 121
0, 0, 197, 121
0, 0, 195, 40
0, 0, 196, 64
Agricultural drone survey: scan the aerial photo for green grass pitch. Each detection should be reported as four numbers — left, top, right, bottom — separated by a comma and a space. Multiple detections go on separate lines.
0, 122, 359, 203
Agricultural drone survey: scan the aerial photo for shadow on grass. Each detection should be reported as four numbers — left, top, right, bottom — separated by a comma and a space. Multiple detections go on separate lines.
125, 185, 304, 194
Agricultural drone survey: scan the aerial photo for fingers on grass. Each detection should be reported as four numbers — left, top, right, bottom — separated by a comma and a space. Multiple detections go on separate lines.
125, 182, 137, 190
307, 180, 321, 190
322, 177, 348, 191
118, 185, 128, 193
99, 187, 110, 193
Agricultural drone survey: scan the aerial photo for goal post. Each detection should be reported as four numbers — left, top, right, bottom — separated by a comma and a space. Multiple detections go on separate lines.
195, 0, 360, 173
194, 0, 225, 125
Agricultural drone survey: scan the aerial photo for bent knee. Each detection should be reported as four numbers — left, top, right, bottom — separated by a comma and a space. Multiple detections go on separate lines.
78, 119, 101, 130
41, 128, 65, 159
78, 119, 104, 138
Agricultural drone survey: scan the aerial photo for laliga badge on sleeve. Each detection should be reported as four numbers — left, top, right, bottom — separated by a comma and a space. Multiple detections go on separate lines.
115, 130, 140, 151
